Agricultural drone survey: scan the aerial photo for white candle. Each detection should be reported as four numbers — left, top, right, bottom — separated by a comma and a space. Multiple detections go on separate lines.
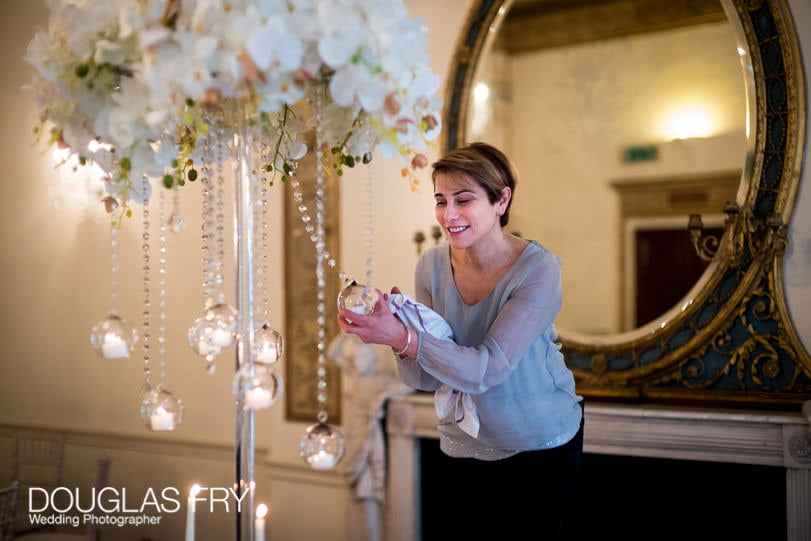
245, 388, 272, 410
102, 333, 128, 359
197, 339, 219, 356
255, 344, 277, 364
150, 407, 175, 431
348, 305, 369, 315
185, 484, 201, 541
211, 328, 233, 347
255, 503, 268, 541
310, 451, 336, 470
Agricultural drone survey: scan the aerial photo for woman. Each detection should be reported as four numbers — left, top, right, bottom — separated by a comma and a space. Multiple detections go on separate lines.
338, 142, 583, 539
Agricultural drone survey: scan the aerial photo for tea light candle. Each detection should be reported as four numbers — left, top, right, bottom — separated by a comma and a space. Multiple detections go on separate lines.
102, 333, 128, 359
197, 339, 219, 357
310, 451, 336, 470
255, 503, 268, 541
255, 344, 278, 364
150, 407, 175, 431
185, 484, 201, 541
211, 328, 233, 347
348, 305, 370, 315
245, 388, 272, 410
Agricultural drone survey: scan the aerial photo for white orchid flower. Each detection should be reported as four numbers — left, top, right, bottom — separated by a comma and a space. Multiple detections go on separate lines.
329, 64, 388, 112
247, 18, 303, 73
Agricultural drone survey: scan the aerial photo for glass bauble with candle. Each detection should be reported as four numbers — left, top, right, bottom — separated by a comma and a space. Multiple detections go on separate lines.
254, 323, 283, 365
140, 386, 183, 431
337, 281, 379, 316
90, 312, 138, 359
233, 363, 283, 411
299, 421, 345, 470
204, 302, 238, 347
187, 316, 222, 359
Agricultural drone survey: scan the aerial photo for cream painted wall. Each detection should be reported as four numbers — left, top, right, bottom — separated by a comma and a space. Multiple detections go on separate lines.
0, 1, 808, 540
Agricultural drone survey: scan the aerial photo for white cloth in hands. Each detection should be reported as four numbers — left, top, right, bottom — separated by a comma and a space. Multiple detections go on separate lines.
386, 293, 480, 438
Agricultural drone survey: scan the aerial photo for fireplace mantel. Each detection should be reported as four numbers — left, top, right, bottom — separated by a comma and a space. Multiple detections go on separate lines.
385, 393, 811, 541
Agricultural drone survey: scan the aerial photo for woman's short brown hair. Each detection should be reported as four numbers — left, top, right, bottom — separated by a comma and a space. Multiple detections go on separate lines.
431, 142, 518, 227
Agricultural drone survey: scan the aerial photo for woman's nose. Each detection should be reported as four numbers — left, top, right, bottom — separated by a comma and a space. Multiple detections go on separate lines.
444, 204, 458, 221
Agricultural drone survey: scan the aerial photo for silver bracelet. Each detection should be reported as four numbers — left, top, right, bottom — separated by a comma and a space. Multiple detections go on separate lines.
393, 328, 412, 356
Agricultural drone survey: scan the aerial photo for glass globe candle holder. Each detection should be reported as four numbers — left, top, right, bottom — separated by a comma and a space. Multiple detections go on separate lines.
90, 312, 138, 359
187, 317, 222, 359
254, 323, 284, 365
337, 281, 379, 316
205, 302, 238, 347
140, 387, 183, 432
299, 421, 345, 470
233, 363, 283, 411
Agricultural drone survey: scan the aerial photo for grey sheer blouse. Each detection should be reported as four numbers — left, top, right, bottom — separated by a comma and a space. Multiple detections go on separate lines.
396, 240, 583, 460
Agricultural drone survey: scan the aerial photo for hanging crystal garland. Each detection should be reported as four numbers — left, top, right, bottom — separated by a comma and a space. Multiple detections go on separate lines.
187, 108, 238, 373
233, 135, 283, 412
90, 218, 138, 359
300, 82, 345, 470
252, 140, 285, 369
337, 116, 378, 315
139, 185, 183, 431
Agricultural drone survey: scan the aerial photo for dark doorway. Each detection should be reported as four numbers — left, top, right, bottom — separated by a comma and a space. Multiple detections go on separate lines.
634, 227, 723, 328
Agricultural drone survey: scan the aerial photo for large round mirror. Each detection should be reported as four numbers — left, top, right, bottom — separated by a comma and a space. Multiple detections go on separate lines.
448, 0, 751, 338
445, 0, 808, 406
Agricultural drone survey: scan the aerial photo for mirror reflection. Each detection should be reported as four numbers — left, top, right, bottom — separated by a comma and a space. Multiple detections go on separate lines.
467, 0, 748, 334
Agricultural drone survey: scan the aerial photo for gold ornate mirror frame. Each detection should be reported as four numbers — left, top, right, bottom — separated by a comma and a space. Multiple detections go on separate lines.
444, 0, 810, 407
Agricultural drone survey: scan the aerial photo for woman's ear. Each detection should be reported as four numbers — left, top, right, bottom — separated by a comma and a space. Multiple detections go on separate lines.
499, 187, 512, 209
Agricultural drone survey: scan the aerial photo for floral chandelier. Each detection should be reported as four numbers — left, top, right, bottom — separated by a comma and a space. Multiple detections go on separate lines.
27, 0, 441, 537
27, 0, 441, 210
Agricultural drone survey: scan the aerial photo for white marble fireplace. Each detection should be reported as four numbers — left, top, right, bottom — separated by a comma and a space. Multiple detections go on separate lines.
385, 394, 811, 541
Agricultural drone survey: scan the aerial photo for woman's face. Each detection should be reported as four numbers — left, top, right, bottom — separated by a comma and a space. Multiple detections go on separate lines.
434, 172, 507, 250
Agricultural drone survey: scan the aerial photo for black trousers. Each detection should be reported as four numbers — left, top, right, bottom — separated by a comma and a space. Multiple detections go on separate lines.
421, 404, 584, 540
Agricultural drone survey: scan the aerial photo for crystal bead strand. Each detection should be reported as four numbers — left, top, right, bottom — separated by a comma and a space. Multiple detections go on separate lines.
314, 91, 329, 422
140, 183, 182, 432
89, 201, 137, 360
287, 176, 347, 284
298, 80, 345, 470
201, 131, 215, 307
111, 221, 119, 310
214, 150, 227, 302
362, 120, 375, 300
158, 189, 168, 383
141, 178, 152, 388
187, 112, 237, 373
246, 139, 284, 379
257, 141, 270, 322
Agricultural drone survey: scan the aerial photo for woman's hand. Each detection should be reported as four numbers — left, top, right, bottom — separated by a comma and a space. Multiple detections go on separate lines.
337, 288, 410, 352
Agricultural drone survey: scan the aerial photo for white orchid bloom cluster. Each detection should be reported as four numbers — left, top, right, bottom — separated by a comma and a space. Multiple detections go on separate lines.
26, 0, 442, 211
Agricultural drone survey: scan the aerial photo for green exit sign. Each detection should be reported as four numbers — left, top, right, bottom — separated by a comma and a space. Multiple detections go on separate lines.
622, 145, 659, 163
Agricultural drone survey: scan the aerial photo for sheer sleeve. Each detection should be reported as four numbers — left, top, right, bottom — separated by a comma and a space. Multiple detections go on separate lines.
394, 254, 444, 391
414, 251, 562, 395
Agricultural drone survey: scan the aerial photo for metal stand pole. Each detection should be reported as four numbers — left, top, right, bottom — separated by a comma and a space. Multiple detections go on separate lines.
233, 111, 256, 541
